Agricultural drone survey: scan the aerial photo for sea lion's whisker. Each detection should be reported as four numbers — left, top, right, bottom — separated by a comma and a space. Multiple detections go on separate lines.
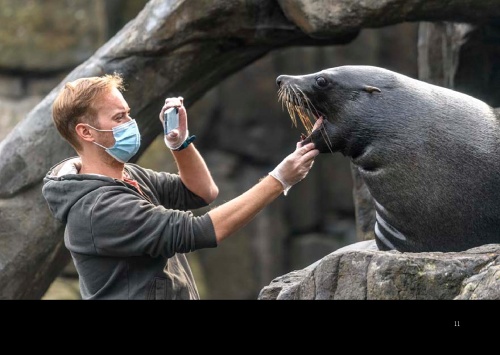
296, 87, 316, 117
278, 84, 333, 154
292, 91, 300, 107
320, 128, 335, 156
295, 87, 318, 118
301, 92, 323, 122
279, 85, 318, 134
278, 89, 286, 111
289, 85, 312, 135
278, 88, 296, 126
292, 85, 315, 135
285, 91, 294, 119
286, 102, 297, 127
286, 94, 298, 127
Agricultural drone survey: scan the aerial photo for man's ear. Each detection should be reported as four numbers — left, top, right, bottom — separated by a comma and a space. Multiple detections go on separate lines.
75, 123, 94, 143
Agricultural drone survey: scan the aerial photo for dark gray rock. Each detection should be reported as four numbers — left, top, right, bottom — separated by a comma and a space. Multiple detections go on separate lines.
419, 21, 500, 108
0, 0, 107, 71
289, 233, 345, 271
417, 22, 471, 89
0, 183, 70, 299
277, 0, 500, 38
259, 244, 500, 300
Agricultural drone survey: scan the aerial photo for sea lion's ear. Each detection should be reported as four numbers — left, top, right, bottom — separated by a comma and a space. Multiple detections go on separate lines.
363, 86, 381, 94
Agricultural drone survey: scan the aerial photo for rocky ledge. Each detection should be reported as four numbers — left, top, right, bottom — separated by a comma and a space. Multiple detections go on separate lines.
259, 244, 500, 300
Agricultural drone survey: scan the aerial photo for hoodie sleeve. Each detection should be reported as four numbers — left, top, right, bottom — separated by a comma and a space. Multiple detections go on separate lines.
126, 164, 208, 210
89, 188, 217, 258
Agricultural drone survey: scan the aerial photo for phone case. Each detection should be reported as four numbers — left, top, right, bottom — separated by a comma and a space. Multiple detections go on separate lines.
164, 107, 179, 134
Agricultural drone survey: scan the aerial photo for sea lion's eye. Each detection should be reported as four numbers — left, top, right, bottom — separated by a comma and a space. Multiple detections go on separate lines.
316, 76, 328, 87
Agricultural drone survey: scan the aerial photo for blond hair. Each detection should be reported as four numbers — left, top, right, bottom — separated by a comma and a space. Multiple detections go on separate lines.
52, 73, 125, 151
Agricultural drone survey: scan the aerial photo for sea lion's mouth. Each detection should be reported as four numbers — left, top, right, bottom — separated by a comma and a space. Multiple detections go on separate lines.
277, 83, 335, 153
277, 84, 324, 137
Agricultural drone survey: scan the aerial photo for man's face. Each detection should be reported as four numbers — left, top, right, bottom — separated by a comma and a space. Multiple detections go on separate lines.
93, 87, 131, 147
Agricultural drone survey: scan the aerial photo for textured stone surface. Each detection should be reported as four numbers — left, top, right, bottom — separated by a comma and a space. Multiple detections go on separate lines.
289, 233, 344, 271
0, 0, 106, 71
259, 244, 500, 300
0, 182, 70, 299
0, 96, 44, 142
417, 22, 471, 89
419, 21, 500, 108
278, 0, 500, 38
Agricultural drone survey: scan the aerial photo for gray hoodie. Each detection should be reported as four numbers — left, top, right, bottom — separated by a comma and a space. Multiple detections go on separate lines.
42, 157, 217, 300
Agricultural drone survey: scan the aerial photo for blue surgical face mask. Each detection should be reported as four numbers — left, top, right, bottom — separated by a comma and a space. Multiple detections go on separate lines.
86, 119, 141, 163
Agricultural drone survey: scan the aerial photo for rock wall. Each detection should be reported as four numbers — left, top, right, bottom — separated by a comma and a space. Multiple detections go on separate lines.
0, 0, 148, 142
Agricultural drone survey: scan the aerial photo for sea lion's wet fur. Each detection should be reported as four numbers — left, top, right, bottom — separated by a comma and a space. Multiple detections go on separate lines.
277, 65, 500, 252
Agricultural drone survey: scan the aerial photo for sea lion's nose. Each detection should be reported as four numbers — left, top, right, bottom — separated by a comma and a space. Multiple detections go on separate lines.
276, 76, 283, 88
276, 75, 289, 88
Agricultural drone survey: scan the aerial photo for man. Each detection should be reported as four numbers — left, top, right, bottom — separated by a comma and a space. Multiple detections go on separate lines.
42, 73, 319, 300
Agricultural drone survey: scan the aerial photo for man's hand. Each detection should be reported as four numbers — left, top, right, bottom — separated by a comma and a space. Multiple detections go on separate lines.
269, 142, 319, 195
159, 97, 188, 150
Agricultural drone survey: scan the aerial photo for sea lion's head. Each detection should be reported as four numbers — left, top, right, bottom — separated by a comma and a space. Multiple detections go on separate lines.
277, 65, 397, 157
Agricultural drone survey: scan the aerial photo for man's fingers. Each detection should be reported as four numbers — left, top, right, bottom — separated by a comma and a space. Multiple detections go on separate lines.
165, 97, 183, 107
167, 129, 179, 139
160, 98, 184, 120
302, 149, 319, 162
298, 142, 315, 154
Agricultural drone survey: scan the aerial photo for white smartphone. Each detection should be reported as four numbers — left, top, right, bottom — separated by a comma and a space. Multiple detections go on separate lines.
164, 107, 179, 134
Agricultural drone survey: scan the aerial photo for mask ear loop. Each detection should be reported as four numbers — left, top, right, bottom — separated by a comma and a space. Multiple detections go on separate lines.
85, 123, 113, 132
92, 141, 110, 150
85, 124, 114, 149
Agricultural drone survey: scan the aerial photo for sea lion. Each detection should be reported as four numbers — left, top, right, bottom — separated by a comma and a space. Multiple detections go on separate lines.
276, 65, 500, 252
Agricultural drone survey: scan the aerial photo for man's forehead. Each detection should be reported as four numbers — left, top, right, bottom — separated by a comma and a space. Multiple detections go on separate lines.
96, 88, 129, 112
